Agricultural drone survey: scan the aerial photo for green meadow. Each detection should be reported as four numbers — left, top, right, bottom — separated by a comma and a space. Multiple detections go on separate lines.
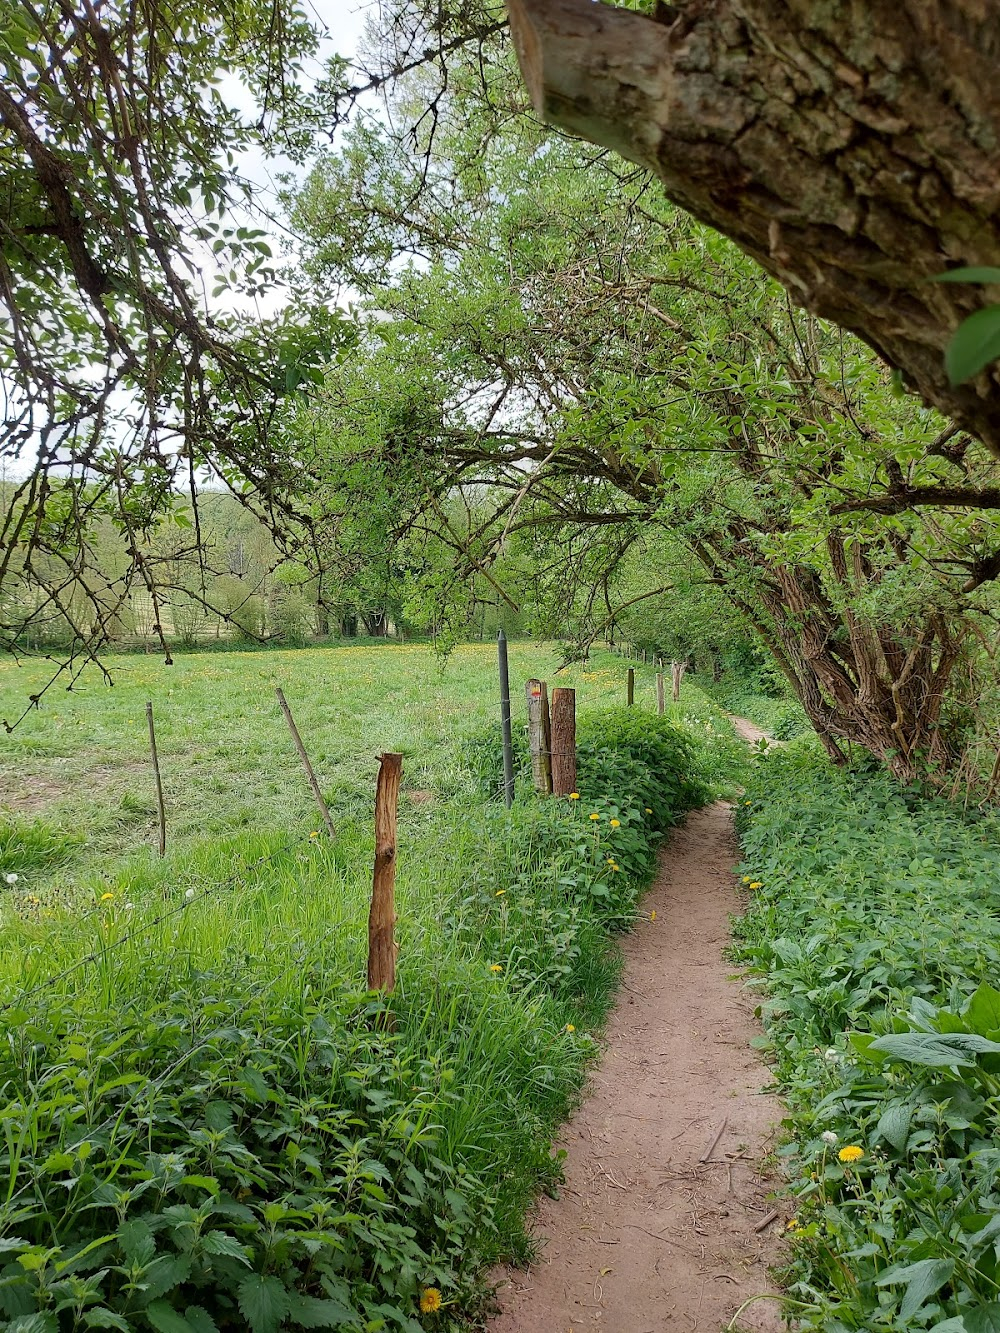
0, 643, 740, 1332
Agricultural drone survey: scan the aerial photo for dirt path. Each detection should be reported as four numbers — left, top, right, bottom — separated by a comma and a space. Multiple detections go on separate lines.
728, 715, 771, 746
489, 802, 785, 1333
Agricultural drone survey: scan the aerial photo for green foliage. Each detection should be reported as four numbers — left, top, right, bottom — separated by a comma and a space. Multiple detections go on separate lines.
733, 746, 1000, 1329
0, 643, 726, 1328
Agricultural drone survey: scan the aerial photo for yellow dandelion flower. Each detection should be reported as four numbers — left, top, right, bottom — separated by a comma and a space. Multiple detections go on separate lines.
644, 808, 652, 814
490, 963, 503, 973
749, 881, 762, 889
742, 875, 752, 883
838, 1145, 864, 1163
786, 1217, 799, 1230
589, 813, 600, 821
565, 1024, 575, 1033
610, 818, 621, 828
611, 863, 620, 871
569, 792, 580, 800
309, 831, 319, 840
650, 910, 657, 921
420, 1287, 442, 1313
495, 889, 506, 896
744, 800, 752, 806
100, 892, 115, 902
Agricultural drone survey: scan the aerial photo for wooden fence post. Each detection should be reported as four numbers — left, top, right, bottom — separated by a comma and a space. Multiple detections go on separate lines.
671, 660, 686, 702
627, 667, 635, 707
368, 753, 403, 994
656, 672, 665, 716
275, 687, 336, 838
550, 687, 577, 795
525, 679, 552, 794
145, 702, 166, 857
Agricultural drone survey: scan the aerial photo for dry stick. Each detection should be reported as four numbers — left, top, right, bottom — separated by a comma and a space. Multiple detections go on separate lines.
145, 701, 166, 858
368, 753, 403, 996
275, 686, 336, 839
525, 679, 553, 794
656, 671, 665, 716
699, 1117, 729, 1163
550, 687, 577, 795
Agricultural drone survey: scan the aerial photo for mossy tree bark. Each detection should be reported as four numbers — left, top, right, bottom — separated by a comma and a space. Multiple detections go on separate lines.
506, 0, 1000, 452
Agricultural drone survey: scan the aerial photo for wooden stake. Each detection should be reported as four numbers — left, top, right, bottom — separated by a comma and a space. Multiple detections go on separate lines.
671, 659, 686, 702
145, 701, 166, 858
275, 686, 336, 839
656, 672, 665, 716
525, 679, 552, 794
627, 667, 635, 707
550, 687, 577, 795
368, 753, 403, 993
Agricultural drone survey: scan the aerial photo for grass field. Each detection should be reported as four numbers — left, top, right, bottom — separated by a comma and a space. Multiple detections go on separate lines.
0, 642, 742, 1331
1, 642, 693, 874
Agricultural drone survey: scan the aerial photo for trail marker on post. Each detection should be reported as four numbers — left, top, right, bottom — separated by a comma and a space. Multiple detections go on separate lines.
497, 629, 515, 808
368, 753, 403, 997
526, 679, 552, 794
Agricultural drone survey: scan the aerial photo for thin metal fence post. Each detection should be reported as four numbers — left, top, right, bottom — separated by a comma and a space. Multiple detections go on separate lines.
498, 629, 515, 808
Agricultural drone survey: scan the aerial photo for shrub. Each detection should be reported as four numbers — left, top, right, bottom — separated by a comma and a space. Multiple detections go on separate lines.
734, 746, 1000, 1329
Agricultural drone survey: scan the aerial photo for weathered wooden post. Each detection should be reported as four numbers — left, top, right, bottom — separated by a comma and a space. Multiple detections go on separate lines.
656, 671, 665, 716
276, 686, 336, 838
368, 753, 403, 995
146, 702, 166, 857
627, 668, 635, 707
525, 679, 552, 794
550, 687, 577, 795
497, 629, 515, 808
671, 660, 685, 702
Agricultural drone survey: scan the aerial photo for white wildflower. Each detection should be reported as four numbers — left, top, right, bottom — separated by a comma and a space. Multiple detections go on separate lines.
824, 1048, 838, 1061
4, 873, 18, 884
821, 1130, 839, 1145
184, 888, 196, 900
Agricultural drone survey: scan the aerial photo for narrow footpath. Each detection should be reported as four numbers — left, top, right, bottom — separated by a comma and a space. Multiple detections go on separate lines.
489, 801, 785, 1333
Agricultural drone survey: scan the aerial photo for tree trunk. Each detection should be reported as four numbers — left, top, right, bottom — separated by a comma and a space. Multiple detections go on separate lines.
506, 0, 1000, 453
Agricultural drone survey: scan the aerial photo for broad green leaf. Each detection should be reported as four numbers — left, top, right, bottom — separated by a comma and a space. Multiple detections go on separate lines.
288, 1292, 361, 1327
934, 267, 1000, 285
876, 1102, 913, 1151
201, 1230, 251, 1265
966, 983, 1000, 1036
184, 1309, 220, 1333
144, 1303, 196, 1333
945, 305, 1000, 384
876, 1257, 954, 1320
118, 1219, 156, 1266
82, 1312, 131, 1332
7, 1318, 59, 1333
869, 1033, 981, 1067
966, 1306, 1000, 1333
237, 1274, 291, 1333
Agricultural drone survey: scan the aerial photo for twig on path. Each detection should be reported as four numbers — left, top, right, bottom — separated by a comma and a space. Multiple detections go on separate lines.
699, 1117, 728, 1163
753, 1208, 781, 1232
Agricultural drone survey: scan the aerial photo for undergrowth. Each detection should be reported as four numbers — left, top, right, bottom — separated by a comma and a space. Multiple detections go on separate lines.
0, 706, 711, 1332
734, 744, 1000, 1331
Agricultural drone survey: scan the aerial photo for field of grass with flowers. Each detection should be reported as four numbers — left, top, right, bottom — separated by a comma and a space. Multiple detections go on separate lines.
734, 743, 1000, 1332
0, 643, 744, 1332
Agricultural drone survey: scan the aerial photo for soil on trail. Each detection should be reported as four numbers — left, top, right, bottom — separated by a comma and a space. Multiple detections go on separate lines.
489, 802, 786, 1333
728, 715, 771, 746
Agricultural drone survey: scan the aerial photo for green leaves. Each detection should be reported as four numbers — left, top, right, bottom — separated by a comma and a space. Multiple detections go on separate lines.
868, 1032, 1000, 1067
237, 1274, 292, 1333
877, 1258, 955, 1320
944, 305, 1000, 384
